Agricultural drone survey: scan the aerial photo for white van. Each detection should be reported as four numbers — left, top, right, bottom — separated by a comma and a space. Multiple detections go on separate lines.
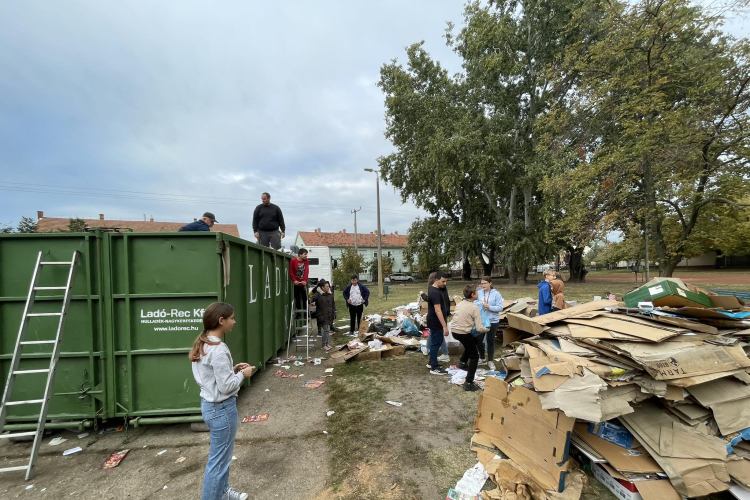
305, 246, 336, 290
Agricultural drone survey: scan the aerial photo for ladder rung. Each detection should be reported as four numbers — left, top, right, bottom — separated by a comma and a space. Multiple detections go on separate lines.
0, 431, 37, 439
0, 466, 29, 473
40, 261, 74, 265
13, 369, 50, 375
5, 399, 44, 406
33, 287, 67, 291
27, 313, 63, 317
20, 340, 56, 345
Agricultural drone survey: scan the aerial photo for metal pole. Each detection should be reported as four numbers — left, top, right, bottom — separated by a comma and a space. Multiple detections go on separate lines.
351, 207, 361, 252
645, 215, 650, 281
376, 176, 383, 298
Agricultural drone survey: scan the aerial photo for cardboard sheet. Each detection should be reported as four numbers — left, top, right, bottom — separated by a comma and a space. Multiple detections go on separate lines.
687, 378, 750, 407
538, 369, 608, 421
506, 300, 619, 335
565, 317, 679, 342
608, 341, 750, 380
473, 377, 575, 492
620, 403, 730, 498
573, 423, 662, 473
635, 480, 682, 500
727, 459, 750, 489
710, 398, 750, 435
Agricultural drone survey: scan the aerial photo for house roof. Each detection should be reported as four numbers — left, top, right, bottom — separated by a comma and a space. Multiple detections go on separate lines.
37, 216, 241, 237
298, 230, 408, 248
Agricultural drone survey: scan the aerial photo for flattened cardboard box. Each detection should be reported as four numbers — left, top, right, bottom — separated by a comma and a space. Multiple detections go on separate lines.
473, 376, 575, 492
506, 300, 619, 335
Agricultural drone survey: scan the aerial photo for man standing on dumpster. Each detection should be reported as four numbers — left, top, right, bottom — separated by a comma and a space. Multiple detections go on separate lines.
252, 192, 285, 250
179, 212, 218, 232
426, 271, 450, 375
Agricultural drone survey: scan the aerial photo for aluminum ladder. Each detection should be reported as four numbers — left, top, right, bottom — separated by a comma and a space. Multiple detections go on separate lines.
0, 251, 80, 480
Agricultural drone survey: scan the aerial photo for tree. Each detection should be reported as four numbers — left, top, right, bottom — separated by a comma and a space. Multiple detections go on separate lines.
544, 0, 750, 277
367, 254, 394, 279
332, 247, 367, 291
378, 0, 583, 283
67, 218, 87, 232
0, 224, 13, 234
17, 216, 38, 233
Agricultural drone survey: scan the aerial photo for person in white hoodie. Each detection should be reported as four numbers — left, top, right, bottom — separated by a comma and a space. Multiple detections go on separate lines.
474, 276, 503, 371
190, 302, 254, 500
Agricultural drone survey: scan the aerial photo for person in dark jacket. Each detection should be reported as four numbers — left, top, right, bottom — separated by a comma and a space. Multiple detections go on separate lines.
311, 280, 336, 351
537, 270, 554, 315
179, 212, 217, 232
342, 275, 369, 335
252, 193, 285, 250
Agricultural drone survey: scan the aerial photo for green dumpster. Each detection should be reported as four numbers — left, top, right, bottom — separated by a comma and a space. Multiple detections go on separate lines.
0, 231, 292, 427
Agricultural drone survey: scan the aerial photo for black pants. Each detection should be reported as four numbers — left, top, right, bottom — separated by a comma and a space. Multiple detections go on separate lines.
258, 230, 281, 250
294, 284, 307, 314
476, 332, 487, 360
453, 332, 479, 384
349, 304, 364, 333
485, 323, 499, 362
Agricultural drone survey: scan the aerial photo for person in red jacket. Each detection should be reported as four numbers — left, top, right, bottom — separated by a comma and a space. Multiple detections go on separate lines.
289, 248, 309, 317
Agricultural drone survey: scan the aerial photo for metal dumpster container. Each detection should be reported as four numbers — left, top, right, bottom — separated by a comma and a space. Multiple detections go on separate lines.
0, 231, 292, 427
0, 233, 107, 426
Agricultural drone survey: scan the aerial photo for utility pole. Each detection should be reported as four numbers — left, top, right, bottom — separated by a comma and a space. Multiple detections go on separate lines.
364, 168, 384, 298
351, 207, 361, 252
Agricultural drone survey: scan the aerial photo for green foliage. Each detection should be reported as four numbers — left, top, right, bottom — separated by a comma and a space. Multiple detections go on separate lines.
402, 217, 453, 276
332, 247, 367, 290
17, 216, 38, 233
67, 218, 87, 232
542, 0, 750, 276
367, 253, 394, 278
0, 224, 13, 234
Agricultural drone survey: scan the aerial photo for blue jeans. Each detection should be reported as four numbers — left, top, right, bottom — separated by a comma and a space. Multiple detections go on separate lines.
429, 328, 444, 369
201, 397, 238, 500
439, 337, 449, 356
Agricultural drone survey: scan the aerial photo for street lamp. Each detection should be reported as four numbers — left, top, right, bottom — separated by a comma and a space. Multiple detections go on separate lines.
364, 168, 384, 298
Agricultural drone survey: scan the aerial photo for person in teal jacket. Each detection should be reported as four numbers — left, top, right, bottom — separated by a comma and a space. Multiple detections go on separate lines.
474, 276, 503, 371
537, 270, 555, 316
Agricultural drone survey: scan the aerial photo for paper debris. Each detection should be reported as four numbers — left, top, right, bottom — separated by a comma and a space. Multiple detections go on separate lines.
327, 411, 335, 417
157, 450, 168, 456
175, 457, 186, 463
102, 449, 129, 470
325, 368, 334, 374
49, 437, 67, 446
302, 380, 326, 389
78, 433, 89, 439
386, 401, 403, 407
454, 462, 489, 495
242, 414, 269, 423
264, 389, 270, 392
26, 485, 33, 490
232, 456, 237, 460
63, 447, 82, 456
323, 431, 328, 435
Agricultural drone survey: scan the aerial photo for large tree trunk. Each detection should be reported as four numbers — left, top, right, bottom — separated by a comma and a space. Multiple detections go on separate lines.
481, 245, 495, 277
462, 254, 472, 281
568, 246, 587, 282
660, 256, 680, 277
507, 186, 520, 284
518, 266, 530, 285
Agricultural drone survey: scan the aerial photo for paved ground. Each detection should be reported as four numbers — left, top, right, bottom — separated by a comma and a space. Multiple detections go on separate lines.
0, 342, 332, 500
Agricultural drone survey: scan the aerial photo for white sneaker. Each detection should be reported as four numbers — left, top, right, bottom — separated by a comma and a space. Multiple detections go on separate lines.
488, 361, 496, 371
438, 354, 450, 362
478, 358, 488, 366
426, 363, 432, 369
223, 487, 248, 500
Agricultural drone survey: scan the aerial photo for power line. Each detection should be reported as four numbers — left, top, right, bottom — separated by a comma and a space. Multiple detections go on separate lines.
0, 182, 424, 217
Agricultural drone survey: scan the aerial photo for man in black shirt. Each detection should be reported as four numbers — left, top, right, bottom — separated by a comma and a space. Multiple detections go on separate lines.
426, 271, 450, 374
252, 192, 285, 250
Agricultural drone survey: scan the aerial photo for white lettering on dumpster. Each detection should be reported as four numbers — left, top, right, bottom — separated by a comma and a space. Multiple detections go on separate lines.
264, 266, 271, 299
139, 308, 204, 333
275, 267, 281, 296
248, 265, 258, 303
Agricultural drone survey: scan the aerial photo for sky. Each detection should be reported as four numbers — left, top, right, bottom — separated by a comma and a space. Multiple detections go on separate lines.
0, 1, 746, 248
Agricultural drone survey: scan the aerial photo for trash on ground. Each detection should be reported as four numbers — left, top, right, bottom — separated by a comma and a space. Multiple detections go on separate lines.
232, 456, 237, 460
157, 450, 168, 456
49, 437, 67, 446
25, 485, 33, 490
242, 414, 269, 423
453, 461, 488, 496
264, 389, 270, 392
175, 457, 186, 463
77, 432, 89, 439
102, 449, 129, 470
302, 380, 325, 389
326, 411, 335, 417
63, 447, 82, 456
385, 401, 403, 407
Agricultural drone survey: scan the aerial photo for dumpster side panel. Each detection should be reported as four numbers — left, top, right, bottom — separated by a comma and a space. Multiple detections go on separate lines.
0, 234, 106, 421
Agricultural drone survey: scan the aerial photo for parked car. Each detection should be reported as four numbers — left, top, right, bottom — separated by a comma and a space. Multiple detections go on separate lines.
388, 272, 415, 283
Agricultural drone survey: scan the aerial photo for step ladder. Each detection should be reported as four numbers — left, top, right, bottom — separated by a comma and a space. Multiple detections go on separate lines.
0, 251, 80, 480
285, 294, 317, 359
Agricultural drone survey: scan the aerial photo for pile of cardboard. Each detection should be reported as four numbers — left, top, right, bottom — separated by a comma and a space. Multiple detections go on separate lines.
476, 281, 750, 499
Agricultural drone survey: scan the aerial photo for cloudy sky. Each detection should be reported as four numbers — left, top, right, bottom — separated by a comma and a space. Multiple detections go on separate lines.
0, 1, 746, 247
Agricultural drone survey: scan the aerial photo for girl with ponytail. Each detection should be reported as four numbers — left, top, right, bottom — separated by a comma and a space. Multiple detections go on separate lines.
190, 302, 254, 500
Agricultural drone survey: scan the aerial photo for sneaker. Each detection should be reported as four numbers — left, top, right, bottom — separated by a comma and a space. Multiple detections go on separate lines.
438, 354, 450, 362
463, 382, 479, 392
457, 361, 468, 370
478, 358, 488, 366
430, 367, 448, 375
488, 361, 496, 371
223, 487, 248, 500
426, 363, 432, 369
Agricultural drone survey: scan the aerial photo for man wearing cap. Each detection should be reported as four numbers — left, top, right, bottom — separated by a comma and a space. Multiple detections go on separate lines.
252, 192, 285, 250
179, 212, 218, 232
